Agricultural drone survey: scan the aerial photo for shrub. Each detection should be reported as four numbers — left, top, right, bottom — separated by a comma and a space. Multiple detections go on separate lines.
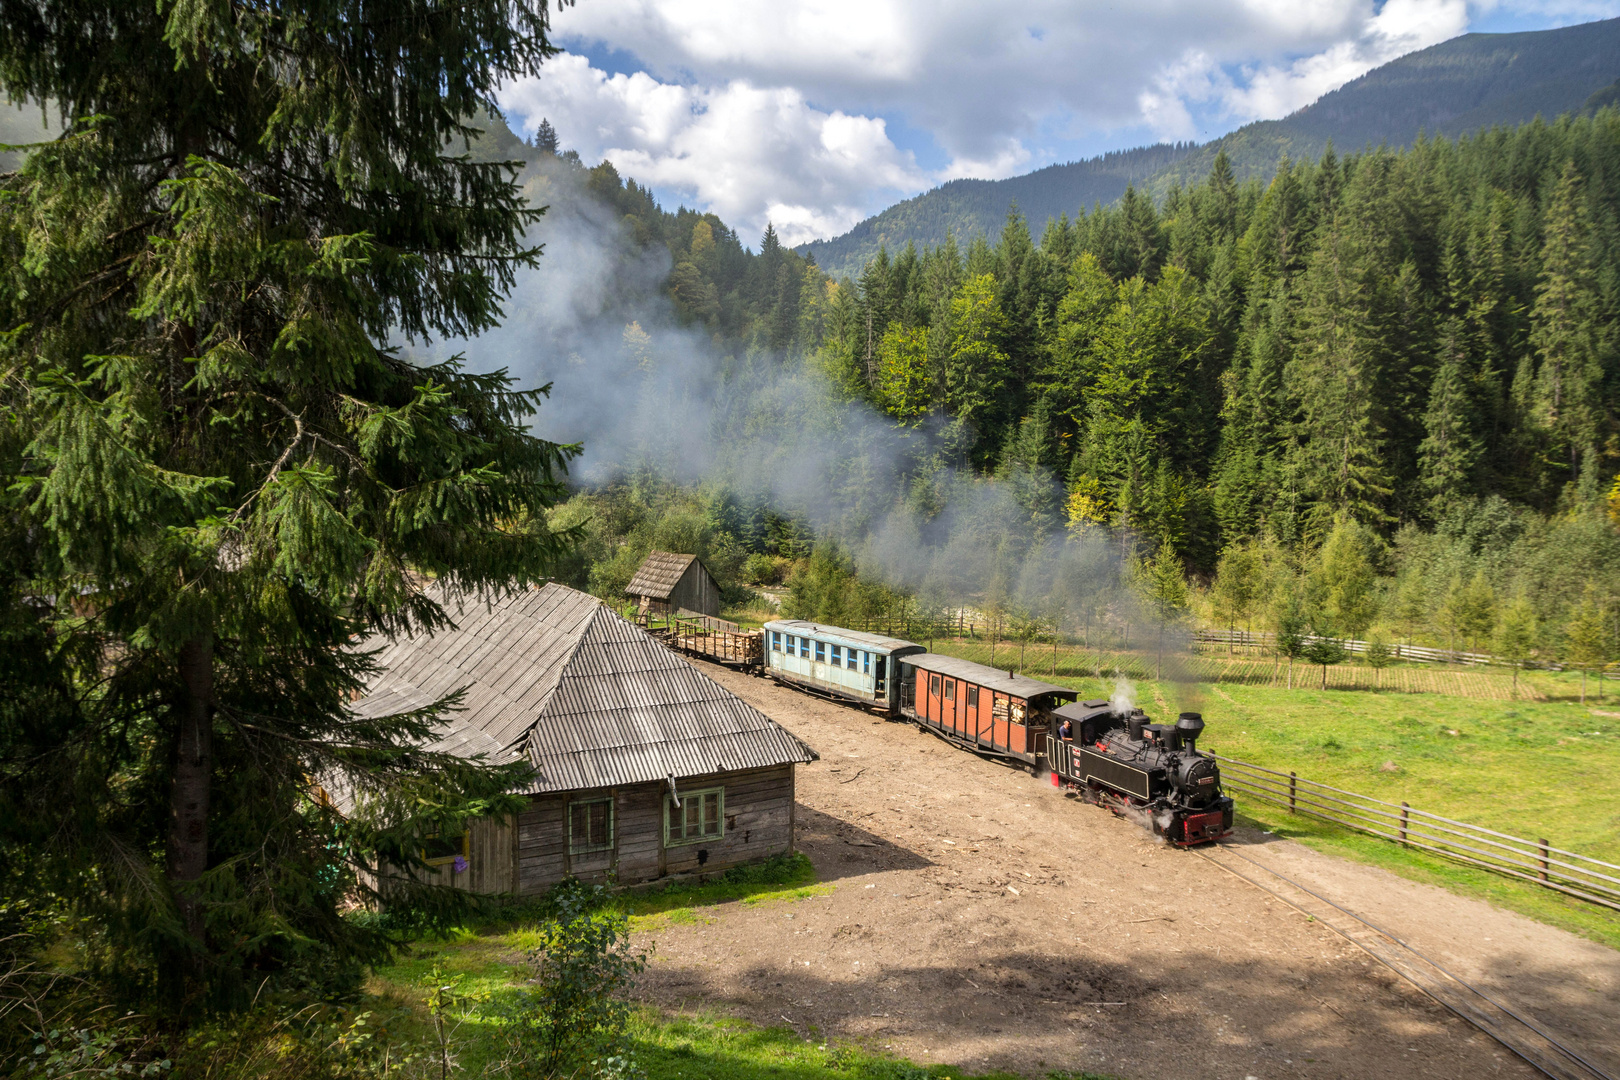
493, 882, 646, 1080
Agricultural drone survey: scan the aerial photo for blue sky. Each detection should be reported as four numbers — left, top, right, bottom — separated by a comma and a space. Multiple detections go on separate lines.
496, 1, 1620, 248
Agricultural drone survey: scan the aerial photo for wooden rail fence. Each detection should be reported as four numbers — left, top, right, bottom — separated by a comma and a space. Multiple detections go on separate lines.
1195, 627, 1570, 671
1211, 753, 1620, 913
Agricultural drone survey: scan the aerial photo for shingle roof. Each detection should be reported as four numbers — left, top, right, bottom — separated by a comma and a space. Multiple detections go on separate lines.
355, 583, 816, 794
624, 550, 705, 601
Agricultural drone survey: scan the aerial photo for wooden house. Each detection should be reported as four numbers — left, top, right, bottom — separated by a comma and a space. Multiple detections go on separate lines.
352, 583, 816, 893
625, 550, 721, 617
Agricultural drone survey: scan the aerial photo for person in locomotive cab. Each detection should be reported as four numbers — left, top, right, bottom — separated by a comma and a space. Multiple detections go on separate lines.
1057, 717, 1073, 741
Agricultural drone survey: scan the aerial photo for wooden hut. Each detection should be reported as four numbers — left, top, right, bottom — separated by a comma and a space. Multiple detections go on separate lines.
625, 550, 721, 617
352, 583, 816, 894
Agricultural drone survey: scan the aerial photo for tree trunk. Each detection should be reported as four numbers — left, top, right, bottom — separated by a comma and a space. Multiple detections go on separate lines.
169, 634, 215, 950
1321, 664, 1328, 689
1581, 669, 1587, 705
1287, 655, 1293, 690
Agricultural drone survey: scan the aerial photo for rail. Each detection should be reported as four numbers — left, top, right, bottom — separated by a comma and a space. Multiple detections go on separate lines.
1209, 753, 1620, 913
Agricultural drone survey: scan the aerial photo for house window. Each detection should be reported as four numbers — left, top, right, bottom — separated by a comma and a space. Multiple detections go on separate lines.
666, 788, 724, 845
815, 640, 826, 662
771, 631, 782, 652
569, 797, 614, 854
944, 679, 955, 701
966, 685, 979, 708
423, 831, 468, 866
830, 644, 842, 665
929, 674, 941, 696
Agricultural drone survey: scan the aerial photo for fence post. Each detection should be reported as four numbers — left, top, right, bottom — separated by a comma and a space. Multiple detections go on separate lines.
1399, 802, 1409, 845
1289, 772, 1297, 813
1539, 839, 1549, 882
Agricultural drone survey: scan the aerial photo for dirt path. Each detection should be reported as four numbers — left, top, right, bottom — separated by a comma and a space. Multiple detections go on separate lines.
622, 663, 1620, 1079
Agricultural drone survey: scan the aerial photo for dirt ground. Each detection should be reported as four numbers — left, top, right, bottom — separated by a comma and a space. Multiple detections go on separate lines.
628, 662, 1620, 1080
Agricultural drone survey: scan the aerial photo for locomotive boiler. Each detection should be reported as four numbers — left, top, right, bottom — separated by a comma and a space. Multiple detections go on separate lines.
1048, 699, 1233, 847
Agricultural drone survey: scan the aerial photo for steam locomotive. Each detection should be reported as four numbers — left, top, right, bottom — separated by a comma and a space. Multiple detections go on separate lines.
757, 619, 1233, 847
1048, 699, 1233, 847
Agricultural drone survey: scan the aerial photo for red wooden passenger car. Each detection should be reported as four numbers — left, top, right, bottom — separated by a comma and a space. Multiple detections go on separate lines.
896, 654, 1077, 770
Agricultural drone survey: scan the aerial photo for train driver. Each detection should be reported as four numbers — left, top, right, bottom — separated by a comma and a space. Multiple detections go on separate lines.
1058, 717, 1073, 741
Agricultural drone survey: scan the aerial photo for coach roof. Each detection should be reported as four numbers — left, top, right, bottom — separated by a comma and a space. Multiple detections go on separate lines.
762, 620, 923, 654
902, 653, 1077, 701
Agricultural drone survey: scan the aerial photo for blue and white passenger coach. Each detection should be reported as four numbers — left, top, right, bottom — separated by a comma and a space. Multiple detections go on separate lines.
761, 621, 926, 710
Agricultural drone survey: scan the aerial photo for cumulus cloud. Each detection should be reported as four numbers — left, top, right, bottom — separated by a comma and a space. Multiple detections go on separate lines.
498, 55, 925, 247
1221, 0, 1471, 121
495, 1, 1594, 244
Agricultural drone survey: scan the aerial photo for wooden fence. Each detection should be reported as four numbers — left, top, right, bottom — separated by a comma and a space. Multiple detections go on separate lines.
1211, 753, 1620, 913
1195, 627, 1565, 670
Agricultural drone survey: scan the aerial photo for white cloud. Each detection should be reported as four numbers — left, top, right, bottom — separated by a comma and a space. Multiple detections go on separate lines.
499, 56, 925, 247
496, 1, 1601, 243
1223, 0, 1471, 121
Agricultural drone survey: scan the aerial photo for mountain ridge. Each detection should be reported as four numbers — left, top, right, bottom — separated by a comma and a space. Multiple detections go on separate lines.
798, 16, 1620, 279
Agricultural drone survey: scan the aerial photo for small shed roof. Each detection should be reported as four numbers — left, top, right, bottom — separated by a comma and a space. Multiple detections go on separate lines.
625, 550, 710, 601
354, 583, 816, 794
903, 653, 1077, 701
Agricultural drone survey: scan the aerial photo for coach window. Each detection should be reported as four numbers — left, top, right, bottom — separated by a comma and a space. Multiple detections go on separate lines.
847, 649, 858, 670
966, 686, 979, 708
771, 631, 782, 652
944, 679, 955, 701
830, 644, 842, 666
814, 640, 825, 662
862, 651, 870, 674
929, 674, 941, 696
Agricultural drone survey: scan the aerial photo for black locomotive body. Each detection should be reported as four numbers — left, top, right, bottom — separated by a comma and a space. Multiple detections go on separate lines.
1048, 699, 1233, 847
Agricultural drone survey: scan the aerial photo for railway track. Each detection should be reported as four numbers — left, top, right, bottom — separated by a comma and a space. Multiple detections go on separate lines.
1196, 842, 1615, 1080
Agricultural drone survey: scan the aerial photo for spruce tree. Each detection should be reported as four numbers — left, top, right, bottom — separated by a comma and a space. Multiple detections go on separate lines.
1417, 319, 1483, 516
0, 0, 576, 1003
1288, 216, 1392, 530
535, 117, 560, 154
1529, 161, 1604, 488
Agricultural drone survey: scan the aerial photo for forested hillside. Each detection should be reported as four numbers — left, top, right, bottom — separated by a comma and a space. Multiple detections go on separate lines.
799, 123, 1620, 570
530, 105, 1619, 664
800, 17, 1620, 277
798, 142, 1197, 280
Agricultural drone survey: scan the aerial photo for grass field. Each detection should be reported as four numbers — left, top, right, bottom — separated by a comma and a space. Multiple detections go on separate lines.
926, 640, 1620, 949
364, 858, 1107, 1080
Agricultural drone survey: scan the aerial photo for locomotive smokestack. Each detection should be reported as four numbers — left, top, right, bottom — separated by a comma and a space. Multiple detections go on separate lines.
1176, 712, 1206, 753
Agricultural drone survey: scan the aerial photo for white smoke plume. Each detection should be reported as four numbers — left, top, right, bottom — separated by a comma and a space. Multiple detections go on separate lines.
1110, 672, 1137, 716
414, 163, 1153, 622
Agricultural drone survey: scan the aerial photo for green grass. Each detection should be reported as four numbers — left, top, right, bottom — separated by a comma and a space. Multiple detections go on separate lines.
926, 641, 1620, 949
623, 1010, 1108, 1080
365, 852, 1110, 1080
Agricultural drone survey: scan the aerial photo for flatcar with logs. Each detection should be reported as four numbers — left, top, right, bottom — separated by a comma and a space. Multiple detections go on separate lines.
753, 620, 1233, 847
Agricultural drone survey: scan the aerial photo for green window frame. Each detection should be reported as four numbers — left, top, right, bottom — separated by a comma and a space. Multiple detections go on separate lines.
665, 787, 724, 845
569, 797, 615, 855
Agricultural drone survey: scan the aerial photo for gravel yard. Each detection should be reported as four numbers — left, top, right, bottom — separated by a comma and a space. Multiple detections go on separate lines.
621, 662, 1620, 1079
